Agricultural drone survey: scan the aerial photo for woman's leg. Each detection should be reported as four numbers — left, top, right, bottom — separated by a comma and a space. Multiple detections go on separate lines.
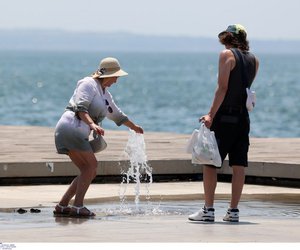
57, 176, 79, 207
230, 165, 245, 208
203, 165, 218, 207
56, 150, 97, 209
68, 150, 98, 207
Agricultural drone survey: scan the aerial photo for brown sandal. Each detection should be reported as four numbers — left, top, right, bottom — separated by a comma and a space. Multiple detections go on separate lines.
69, 206, 96, 218
53, 204, 71, 217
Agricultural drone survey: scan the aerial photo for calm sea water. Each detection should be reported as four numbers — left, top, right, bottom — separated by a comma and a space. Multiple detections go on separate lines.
0, 50, 299, 137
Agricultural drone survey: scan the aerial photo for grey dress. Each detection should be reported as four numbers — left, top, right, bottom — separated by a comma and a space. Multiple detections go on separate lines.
55, 77, 128, 154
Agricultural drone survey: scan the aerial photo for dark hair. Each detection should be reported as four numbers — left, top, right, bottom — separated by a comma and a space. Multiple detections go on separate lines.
219, 31, 249, 51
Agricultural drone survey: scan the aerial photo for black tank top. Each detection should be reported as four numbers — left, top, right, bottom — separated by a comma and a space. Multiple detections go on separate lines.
220, 48, 256, 110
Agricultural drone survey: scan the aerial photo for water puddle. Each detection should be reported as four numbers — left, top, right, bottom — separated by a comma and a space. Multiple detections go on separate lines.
0, 199, 299, 230
85, 199, 300, 219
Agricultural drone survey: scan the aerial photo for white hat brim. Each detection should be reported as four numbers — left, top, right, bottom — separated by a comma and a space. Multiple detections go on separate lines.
98, 69, 128, 78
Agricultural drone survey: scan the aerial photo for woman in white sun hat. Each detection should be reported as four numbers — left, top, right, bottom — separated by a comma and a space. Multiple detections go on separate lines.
54, 57, 143, 218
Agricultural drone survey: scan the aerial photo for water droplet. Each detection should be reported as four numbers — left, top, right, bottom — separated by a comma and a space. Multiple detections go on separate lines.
32, 97, 38, 104
37, 82, 43, 88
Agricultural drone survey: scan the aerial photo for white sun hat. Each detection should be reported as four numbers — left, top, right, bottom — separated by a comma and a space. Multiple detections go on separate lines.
93, 57, 128, 78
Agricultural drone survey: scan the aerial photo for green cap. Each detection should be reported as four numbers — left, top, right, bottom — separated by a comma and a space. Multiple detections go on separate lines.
218, 24, 247, 37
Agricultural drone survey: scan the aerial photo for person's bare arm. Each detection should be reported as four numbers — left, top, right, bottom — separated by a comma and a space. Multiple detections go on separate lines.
78, 111, 105, 135
201, 49, 235, 128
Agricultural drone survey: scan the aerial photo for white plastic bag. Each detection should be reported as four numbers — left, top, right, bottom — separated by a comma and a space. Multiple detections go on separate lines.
246, 88, 256, 112
192, 124, 222, 167
185, 129, 199, 153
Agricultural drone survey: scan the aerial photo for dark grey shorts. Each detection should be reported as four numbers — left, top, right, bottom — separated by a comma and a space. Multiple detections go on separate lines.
54, 111, 93, 155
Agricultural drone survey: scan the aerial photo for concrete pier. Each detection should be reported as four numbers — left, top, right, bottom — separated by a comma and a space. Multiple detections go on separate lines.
0, 126, 300, 183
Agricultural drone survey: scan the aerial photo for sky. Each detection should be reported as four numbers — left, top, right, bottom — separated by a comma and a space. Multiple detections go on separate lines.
0, 0, 299, 40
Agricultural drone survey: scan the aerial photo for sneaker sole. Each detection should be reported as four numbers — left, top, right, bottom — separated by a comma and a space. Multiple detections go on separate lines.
223, 218, 239, 222
188, 218, 215, 222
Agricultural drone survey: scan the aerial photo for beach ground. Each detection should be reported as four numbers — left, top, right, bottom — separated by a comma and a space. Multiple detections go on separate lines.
0, 182, 299, 244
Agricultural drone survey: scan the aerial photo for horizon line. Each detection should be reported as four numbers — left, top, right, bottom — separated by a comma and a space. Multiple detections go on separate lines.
0, 28, 299, 42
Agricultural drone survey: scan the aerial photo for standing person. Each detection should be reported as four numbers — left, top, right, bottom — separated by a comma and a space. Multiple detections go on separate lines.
189, 24, 259, 222
54, 57, 143, 218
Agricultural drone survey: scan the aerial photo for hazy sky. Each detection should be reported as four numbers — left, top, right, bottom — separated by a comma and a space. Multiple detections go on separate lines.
0, 0, 299, 40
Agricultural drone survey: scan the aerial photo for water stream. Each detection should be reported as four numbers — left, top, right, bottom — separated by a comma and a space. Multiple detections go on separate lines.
119, 130, 153, 212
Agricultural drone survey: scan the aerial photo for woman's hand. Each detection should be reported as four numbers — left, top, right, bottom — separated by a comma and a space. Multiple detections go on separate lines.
199, 114, 213, 129
123, 120, 144, 134
77, 111, 105, 135
132, 125, 144, 134
89, 123, 105, 136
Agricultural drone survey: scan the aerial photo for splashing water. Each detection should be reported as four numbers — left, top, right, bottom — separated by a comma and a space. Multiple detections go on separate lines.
119, 129, 153, 210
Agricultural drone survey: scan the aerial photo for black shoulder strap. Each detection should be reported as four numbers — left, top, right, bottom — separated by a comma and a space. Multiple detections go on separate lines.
231, 48, 248, 88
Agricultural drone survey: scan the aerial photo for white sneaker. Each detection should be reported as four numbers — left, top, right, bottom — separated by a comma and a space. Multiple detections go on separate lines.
223, 208, 239, 222
188, 207, 215, 222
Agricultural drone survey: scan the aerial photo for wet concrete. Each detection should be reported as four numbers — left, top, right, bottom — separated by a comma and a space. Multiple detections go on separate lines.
0, 206, 299, 242
0, 182, 300, 243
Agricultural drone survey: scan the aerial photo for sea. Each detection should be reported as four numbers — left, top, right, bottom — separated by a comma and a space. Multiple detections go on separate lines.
0, 50, 299, 138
